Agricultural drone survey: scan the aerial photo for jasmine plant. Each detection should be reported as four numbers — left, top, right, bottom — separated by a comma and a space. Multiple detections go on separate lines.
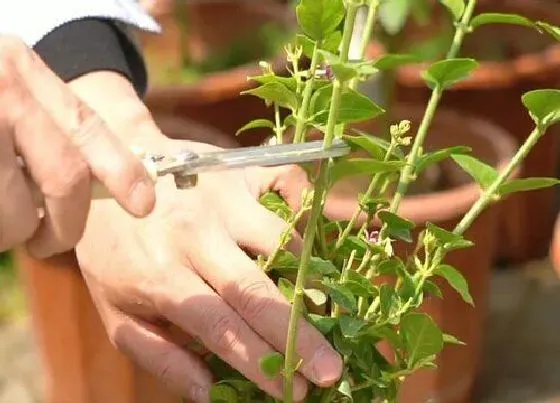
205, 0, 560, 401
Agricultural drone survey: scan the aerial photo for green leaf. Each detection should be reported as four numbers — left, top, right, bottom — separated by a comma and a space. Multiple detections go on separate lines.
443, 238, 475, 251
210, 384, 239, 403
372, 53, 423, 70
337, 375, 353, 400
400, 313, 444, 368
339, 314, 367, 338
278, 278, 295, 302
309, 257, 340, 276
259, 191, 293, 221
443, 333, 465, 345
451, 154, 499, 189
248, 74, 298, 92
344, 130, 405, 160
379, 0, 413, 35
499, 177, 560, 196
358, 194, 390, 215
378, 211, 415, 243
241, 82, 298, 110
330, 62, 358, 81
536, 21, 560, 42
235, 119, 275, 136
425, 222, 461, 244
522, 89, 560, 127
338, 236, 369, 259
344, 271, 377, 298
304, 288, 327, 306
378, 284, 400, 321
470, 13, 535, 29
324, 30, 343, 53
416, 146, 472, 174
422, 58, 479, 89
312, 85, 386, 124
322, 279, 357, 313
307, 314, 337, 335
434, 264, 474, 306
423, 280, 443, 299
377, 257, 406, 276
329, 159, 404, 184
296, 0, 345, 40
259, 352, 284, 379
438, 0, 465, 21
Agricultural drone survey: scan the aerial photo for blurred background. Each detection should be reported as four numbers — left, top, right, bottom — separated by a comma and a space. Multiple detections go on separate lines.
1, 0, 560, 402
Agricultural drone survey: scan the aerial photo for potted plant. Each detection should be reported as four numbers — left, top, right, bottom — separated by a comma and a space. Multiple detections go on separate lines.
136, 0, 298, 147
205, 0, 560, 402
13, 1, 560, 403
371, 0, 560, 263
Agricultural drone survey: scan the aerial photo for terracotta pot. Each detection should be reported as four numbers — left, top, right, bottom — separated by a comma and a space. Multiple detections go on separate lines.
552, 213, 560, 274
137, 0, 295, 147
311, 104, 517, 403
14, 119, 234, 403
384, 0, 560, 263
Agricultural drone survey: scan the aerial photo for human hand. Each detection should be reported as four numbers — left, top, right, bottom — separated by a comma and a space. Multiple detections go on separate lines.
0, 35, 155, 258
74, 134, 342, 402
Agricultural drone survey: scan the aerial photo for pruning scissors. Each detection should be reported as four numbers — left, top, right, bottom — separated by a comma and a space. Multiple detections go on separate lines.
28, 138, 351, 200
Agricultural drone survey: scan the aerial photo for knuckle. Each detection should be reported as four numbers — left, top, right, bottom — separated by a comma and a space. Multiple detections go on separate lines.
152, 349, 181, 387
205, 312, 242, 356
235, 279, 274, 322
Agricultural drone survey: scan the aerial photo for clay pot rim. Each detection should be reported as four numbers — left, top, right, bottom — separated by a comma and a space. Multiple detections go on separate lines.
324, 104, 519, 225
146, 52, 287, 103
145, 1, 294, 103
381, 0, 560, 90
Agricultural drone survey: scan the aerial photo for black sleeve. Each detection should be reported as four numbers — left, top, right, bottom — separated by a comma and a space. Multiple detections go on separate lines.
33, 17, 148, 97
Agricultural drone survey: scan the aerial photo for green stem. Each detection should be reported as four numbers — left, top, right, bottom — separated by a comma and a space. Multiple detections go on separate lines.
454, 126, 545, 235
274, 104, 283, 144
293, 43, 321, 144
348, 0, 380, 92
380, 0, 478, 237
283, 5, 360, 401
333, 250, 356, 318
333, 141, 397, 253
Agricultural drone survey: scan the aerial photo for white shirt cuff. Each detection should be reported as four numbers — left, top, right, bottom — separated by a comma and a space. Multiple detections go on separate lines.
0, 0, 161, 47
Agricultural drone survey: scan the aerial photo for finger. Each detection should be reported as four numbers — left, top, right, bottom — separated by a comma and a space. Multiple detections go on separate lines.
224, 196, 303, 257
154, 267, 309, 401
10, 95, 92, 257
9, 43, 155, 217
0, 133, 39, 251
249, 165, 312, 212
189, 233, 343, 388
107, 312, 213, 403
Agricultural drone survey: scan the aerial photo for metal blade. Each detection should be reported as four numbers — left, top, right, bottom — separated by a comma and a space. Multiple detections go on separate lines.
156, 138, 351, 177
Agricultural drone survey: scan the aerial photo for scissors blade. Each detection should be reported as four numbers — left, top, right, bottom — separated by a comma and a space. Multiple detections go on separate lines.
155, 138, 351, 177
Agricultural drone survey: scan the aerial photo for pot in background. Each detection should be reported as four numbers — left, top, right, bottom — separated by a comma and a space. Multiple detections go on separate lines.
137, 0, 295, 147
386, 0, 560, 263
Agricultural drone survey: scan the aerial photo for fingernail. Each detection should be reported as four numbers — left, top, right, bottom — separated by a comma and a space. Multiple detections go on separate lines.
310, 346, 343, 386
128, 176, 155, 216
189, 385, 209, 403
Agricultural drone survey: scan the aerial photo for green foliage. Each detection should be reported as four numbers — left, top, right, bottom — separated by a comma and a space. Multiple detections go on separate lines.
522, 89, 560, 128
438, 0, 465, 21
422, 58, 479, 89
210, 0, 560, 401
451, 154, 499, 189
